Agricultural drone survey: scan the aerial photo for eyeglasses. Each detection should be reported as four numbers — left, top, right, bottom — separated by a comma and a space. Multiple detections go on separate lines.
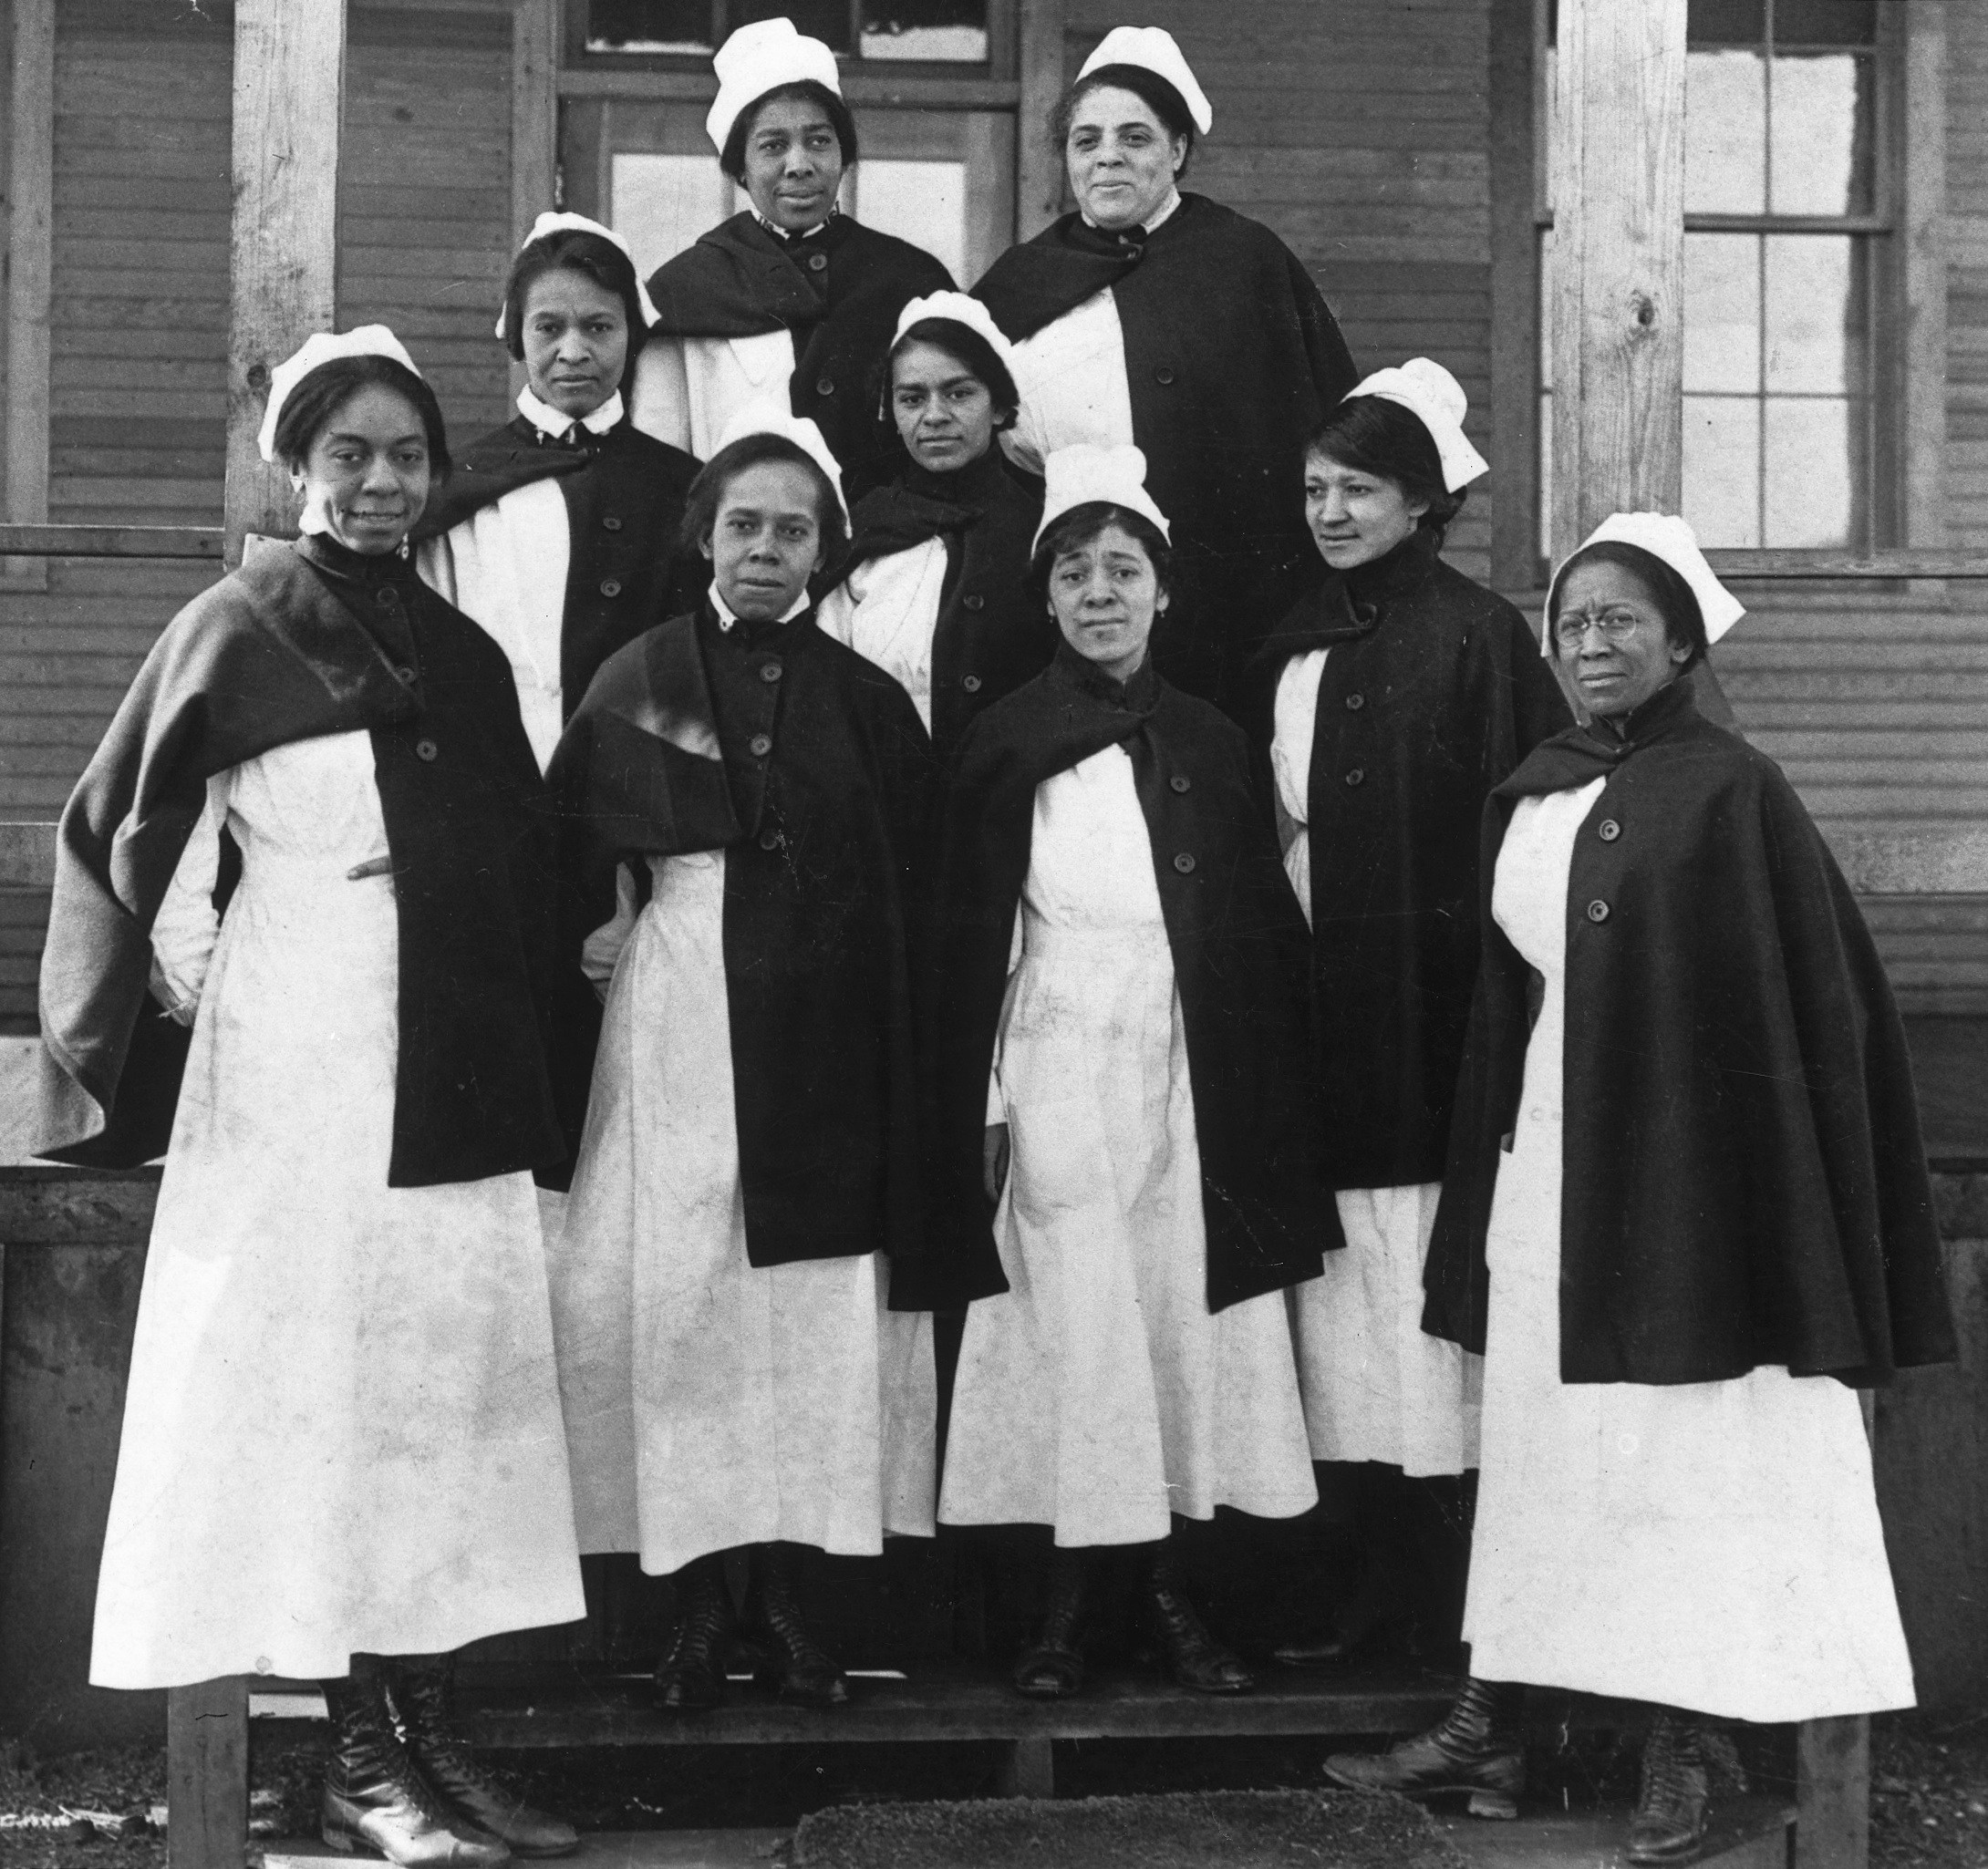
1552, 608, 1651, 651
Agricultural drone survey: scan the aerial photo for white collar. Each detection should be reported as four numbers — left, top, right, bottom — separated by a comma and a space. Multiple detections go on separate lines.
1080, 186, 1182, 236
753, 204, 838, 243
710, 580, 811, 631
517, 386, 624, 440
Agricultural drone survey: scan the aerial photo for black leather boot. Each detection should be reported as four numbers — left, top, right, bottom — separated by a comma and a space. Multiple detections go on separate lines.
742, 1542, 849, 1708
1629, 1710, 1711, 1864
655, 1552, 738, 1712
321, 1660, 511, 1867
1012, 1545, 1089, 1699
1145, 1543, 1253, 1694
387, 1655, 578, 1859
1321, 1677, 1524, 1819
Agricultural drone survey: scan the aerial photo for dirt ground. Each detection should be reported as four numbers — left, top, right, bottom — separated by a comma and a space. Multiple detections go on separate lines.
0, 1703, 1983, 1868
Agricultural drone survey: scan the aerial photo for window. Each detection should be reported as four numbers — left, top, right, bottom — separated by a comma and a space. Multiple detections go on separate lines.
1538, 0, 1896, 553
585, 1, 991, 65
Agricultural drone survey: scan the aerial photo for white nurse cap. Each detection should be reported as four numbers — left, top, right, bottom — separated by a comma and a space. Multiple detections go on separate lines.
706, 18, 843, 156
1033, 442, 1172, 551
1343, 357, 1488, 493
258, 325, 421, 465
715, 398, 850, 525
495, 212, 660, 340
1545, 511, 1745, 655
892, 292, 1020, 378
1079, 26, 1213, 137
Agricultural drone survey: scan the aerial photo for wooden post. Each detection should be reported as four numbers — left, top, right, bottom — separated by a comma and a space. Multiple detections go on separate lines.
1902, 2, 1948, 592
5, 0, 55, 591
1546, 0, 1687, 563
167, 1679, 250, 1869
1486, 0, 1539, 592
512, 0, 559, 247
1015, 0, 1066, 240
996, 1735, 1055, 1798
223, 0, 347, 568
1796, 1715, 1870, 1869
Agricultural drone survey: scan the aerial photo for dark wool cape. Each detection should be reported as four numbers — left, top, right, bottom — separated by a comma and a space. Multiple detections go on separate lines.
836, 450, 1055, 756
418, 413, 705, 700
644, 212, 953, 496
416, 412, 704, 1177
973, 193, 1358, 701
1423, 680, 1957, 1388
36, 537, 565, 1187
552, 603, 935, 1270
902, 645, 1340, 1317
1239, 529, 1570, 1191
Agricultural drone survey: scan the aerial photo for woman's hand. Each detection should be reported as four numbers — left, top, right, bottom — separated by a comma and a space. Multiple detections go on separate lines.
983, 1122, 1011, 1203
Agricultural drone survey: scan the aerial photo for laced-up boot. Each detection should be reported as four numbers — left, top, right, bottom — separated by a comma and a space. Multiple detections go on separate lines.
1145, 1542, 1253, 1694
655, 1552, 739, 1712
742, 1542, 849, 1708
1011, 1545, 1089, 1699
1322, 1677, 1524, 1819
387, 1655, 578, 1858
321, 1660, 511, 1867
1629, 1710, 1711, 1864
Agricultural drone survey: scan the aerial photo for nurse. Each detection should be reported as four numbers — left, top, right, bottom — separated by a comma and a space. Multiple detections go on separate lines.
912, 445, 1335, 1699
1247, 360, 1568, 1664
974, 26, 1358, 703
817, 291, 1052, 753
632, 17, 953, 496
42, 328, 585, 1865
1326, 515, 1954, 1865
549, 405, 937, 1714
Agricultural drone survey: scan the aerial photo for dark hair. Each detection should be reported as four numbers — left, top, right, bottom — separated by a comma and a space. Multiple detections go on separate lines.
1304, 397, 1465, 544
272, 354, 450, 479
1548, 541, 1708, 673
875, 317, 1020, 433
1051, 64, 1196, 179
720, 80, 859, 186
1027, 501, 1173, 610
501, 228, 647, 385
678, 432, 850, 570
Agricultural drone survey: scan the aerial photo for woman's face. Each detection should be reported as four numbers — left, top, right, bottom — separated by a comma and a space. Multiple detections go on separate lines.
891, 340, 998, 474
1303, 449, 1429, 572
295, 384, 431, 556
521, 267, 628, 418
1064, 86, 1186, 232
1552, 558, 1692, 718
1048, 521, 1168, 683
741, 94, 844, 233
701, 459, 827, 622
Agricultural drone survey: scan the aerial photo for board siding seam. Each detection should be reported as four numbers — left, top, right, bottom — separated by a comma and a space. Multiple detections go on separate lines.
5, 0, 55, 594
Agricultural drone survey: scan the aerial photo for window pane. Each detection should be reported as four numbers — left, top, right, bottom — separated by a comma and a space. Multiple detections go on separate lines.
1688, 0, 1765, 46
587, 0, 711, 51
1685, 233, 1761, 393
1683, 397, 1762, 548
732, 0, 850, 51
1772, 0, 1876, 48
613, 154, 736, 277
1769, 54, 1873, 214
1686, 51, 1767, 213
1764, 398, 1858, 547
851, 160, 965, 284
1765, 234, 1864, 393
861, 0, 987, 62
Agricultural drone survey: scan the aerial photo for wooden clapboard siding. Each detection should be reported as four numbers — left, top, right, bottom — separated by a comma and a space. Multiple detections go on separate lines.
1062, 0, 1496, 581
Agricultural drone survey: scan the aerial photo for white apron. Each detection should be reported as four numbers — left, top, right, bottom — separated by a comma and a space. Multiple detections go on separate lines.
90, 734, 585, 1688
631, 331, 796, 460
1462, 778, 1917, 1721
552, 849, 937, 1575
1271, 649, 1481, 1477
939, 745, 1318, 1547
815, 536, 948, 734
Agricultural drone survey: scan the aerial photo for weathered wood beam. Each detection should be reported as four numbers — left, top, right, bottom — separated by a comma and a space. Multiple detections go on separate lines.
1015, 0, 1067, 241
1486, 0, 1539, 590
0, 524, 224, 560
1796, 1715, 1871, 1869
1903, 1, 1949, 588
223, 0, 347, 567
167, 1678, 250, 1869
1546, 0, 1686, 560
512, 0, 559, 245
5, 0, 55, 590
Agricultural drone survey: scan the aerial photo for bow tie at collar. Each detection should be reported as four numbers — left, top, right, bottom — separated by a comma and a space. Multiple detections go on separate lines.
517, 386, 624, 448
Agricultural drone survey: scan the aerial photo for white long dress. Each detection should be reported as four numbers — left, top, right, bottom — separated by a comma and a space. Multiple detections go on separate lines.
631, 330, 795, 460
89, 733, 586, 1689
939, 744, 1318, 1548
552, 847, 937, 1575
1463, 779, 1917, 1721
815, 537, 948, 734
1270, 650, 1481, 1477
